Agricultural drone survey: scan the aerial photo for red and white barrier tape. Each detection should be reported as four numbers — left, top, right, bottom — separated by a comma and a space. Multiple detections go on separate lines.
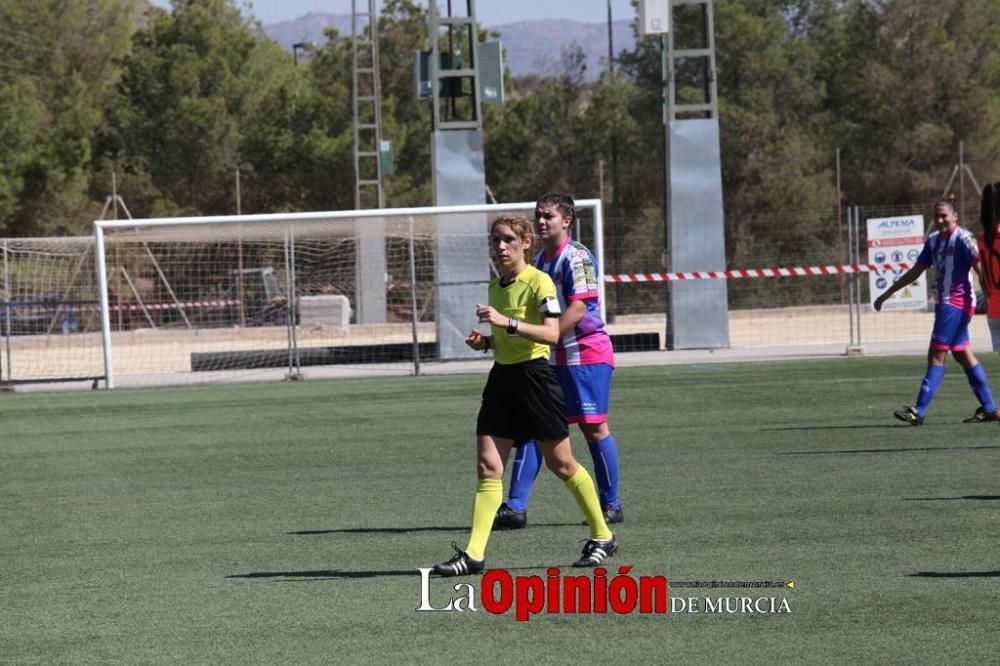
109, 299, 242, 312
10, 299, 243, 312
605, 263, 910, 283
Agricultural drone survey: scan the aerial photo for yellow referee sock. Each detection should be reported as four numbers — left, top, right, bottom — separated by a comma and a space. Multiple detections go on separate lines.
465, 478, 503, 561
565, 467, 612, 541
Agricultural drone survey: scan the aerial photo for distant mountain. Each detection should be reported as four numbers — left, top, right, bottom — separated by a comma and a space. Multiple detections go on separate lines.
491, 20, 634, 80
265, 12, 353, 51
262, 13, 635, 81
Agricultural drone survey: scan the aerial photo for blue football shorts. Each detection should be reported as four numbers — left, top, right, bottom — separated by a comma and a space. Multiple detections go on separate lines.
930, 304, 971, 351
553, 363, 613, 424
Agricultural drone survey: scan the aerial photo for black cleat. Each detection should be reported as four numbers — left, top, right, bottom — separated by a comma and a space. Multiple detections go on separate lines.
602, 504, 624, 524
493, 502, 527, 530
572, 533, 619, 567
432, 542, 484, 577
893, 406, 924, 426
963, 406, 1000, 423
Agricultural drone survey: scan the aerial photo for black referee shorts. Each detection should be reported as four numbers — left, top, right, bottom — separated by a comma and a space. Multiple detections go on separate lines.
476, 358, 569, 442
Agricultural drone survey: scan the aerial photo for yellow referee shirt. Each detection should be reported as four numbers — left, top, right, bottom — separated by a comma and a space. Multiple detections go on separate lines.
488, 265, 562, 365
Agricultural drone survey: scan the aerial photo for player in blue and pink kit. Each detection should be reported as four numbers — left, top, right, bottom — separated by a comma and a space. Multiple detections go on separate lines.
874, 196, 998, 425
494, 193, 623, 528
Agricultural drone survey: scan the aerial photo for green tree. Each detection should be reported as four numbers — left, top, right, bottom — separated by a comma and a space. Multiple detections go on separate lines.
376, 0, 433, 208
0, 80, 45, 226
235, 37, 354, 213
713, 1, 835, 267
813, 0, 1000, 206
0, 0, 134, 235
618, 0, 836, 271
106, 0, 263, 215
484, 75, 584, 201
484, 36, 646, 204
581, 71, 658, 269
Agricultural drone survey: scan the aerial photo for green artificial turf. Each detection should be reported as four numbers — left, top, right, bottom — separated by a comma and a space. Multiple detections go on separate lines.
3, 356, 999, 664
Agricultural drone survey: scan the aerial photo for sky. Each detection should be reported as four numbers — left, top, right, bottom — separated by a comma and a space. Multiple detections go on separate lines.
148, 1, 638, 27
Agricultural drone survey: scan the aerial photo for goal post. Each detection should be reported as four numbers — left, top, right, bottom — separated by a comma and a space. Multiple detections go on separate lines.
92, 200, 605, 389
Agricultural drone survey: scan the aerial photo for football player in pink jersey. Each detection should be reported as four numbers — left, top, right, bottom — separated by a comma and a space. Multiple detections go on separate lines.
874, 195, 998, 425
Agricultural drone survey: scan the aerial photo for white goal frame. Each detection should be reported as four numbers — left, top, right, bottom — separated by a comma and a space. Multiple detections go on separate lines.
93, 199, 604, 389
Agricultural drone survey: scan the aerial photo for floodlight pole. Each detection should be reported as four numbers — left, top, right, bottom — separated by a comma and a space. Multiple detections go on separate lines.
660, 32, 673, 349
2, 242, 10, 383
352, 0, 388, 327
427, 0, 491, 361
651, 0, 728, 350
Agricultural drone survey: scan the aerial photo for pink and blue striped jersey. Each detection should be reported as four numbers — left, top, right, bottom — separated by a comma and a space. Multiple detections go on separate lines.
533, 239, 615, 367
916, 226, 980, 315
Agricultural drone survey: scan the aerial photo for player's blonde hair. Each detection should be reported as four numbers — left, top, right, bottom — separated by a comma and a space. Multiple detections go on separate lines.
490, 214, 535, 260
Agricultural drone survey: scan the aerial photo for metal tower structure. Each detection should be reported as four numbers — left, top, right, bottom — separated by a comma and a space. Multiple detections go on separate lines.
426, 0, 491, 359
352, 0, 387, 324
659, 0, 729, 349
428, 2, 483, 134
352, 0, 386, 210
664, 0, 720, 122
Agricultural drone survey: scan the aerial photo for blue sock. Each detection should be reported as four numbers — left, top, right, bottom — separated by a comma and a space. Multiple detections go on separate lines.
587, 434, 620, 508
506, 441, 543, 512
914, 365, 945, 418
964, 363, 996, 412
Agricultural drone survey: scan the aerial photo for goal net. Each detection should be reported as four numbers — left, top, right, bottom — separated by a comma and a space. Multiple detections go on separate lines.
93, 201, 605, 388
0, 238, 106, 386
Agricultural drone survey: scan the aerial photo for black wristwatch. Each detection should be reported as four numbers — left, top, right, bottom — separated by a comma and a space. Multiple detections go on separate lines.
506, 317, 519, 334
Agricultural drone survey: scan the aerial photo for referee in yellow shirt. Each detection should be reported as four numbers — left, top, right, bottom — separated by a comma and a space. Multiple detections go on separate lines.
431, 214, 618, 576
